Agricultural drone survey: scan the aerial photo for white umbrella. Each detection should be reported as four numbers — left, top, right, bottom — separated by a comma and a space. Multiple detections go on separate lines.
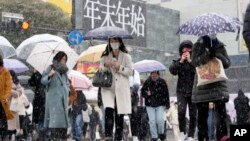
16, 34, 68, 59
27, 42, 78, 74
0, 36, 16, 58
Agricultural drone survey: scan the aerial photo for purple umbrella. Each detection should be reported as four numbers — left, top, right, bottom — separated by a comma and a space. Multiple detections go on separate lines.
3, 59, 29, 73
85, 26, 133, 40
134, 60, 166, 73
177, 13, 241, 36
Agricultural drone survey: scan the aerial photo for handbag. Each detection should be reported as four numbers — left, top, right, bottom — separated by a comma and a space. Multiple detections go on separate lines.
196, 57, 228, 86
10, 96, 21, 112
92, 69, 112, 87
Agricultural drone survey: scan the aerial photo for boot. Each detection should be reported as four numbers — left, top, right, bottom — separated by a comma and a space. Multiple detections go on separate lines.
151, 138, 158, 141
158, 134, 165, 141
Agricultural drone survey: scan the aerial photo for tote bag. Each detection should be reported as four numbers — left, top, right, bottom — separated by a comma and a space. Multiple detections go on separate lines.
196, 57, 228, 86
10, 96, 21, 112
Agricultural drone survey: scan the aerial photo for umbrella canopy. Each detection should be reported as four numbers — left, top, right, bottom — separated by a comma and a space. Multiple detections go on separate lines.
16, 34, 68, 60
177, 13, 241, 36
3, 59, 29, 73
0, 36, 16, 58
134, 60, 166, 73
26, 42, 78, 74
68, 70, 92, 90
78, 44, 107, 62
85, 26, 132, 40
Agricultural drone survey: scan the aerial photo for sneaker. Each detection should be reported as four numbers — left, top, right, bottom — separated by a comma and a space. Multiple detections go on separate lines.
187, 137, 194, 141
132, 136, 139, 141
10, 134, 15, 141
178, 132, 186, 141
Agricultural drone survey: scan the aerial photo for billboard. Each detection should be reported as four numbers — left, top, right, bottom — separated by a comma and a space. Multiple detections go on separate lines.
82, 0, 147, 47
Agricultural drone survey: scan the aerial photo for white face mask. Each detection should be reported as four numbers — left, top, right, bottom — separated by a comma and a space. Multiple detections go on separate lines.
110, 43, 120, 50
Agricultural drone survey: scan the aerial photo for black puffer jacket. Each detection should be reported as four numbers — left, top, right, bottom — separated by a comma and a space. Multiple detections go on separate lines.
243, 3, 250, 53
28, 72, 46, 124
191, 36, 231, 103
141, 77, 170, 108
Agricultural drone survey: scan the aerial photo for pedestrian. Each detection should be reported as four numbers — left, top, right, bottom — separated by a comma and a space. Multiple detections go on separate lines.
8, 70, 22, 141
166, 101, 179, 141
192, 35, 231, 141
28, 69, 46, 140
71, 90, 87, 141
0, 55, 14, 140
41, 51, 70, 140
100, 37, 133, 141
169, 40, 197, 141
82, 103, 92, 139
243, 2, 250, 61
89, 105, 100, 141
234, 89, 250, 125
141, 71, 170, 141
130, 83, 140, 141
137, 79, 150, 141
16, 88, 30, 140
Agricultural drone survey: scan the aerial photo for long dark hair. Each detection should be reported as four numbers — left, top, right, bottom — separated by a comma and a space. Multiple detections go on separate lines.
101, 37, 128, 57
9, 70, 19, 85
53, 51, 68, 62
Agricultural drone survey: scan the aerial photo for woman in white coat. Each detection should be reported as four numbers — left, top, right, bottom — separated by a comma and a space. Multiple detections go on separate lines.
100, 37, 133, 141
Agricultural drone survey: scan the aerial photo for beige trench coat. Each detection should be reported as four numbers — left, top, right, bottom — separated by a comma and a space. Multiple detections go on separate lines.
100, 52, 133, 114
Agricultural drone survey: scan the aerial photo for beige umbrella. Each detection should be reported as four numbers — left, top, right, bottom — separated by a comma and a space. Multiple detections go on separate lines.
78, 44, 107, 63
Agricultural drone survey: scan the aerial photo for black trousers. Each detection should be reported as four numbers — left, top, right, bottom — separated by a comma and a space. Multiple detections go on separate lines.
177, 93, 197, 137
49, 128, 67, 140
105, 107, 124, 140
130, 106, 139, 137
197, 101, 228, 141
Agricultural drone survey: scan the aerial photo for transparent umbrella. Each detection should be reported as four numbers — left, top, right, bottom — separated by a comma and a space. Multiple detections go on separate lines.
0, 36, 16, 58
16, 34, 68, 60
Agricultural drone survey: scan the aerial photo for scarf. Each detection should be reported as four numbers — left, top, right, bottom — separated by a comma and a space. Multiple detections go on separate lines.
52, 60, 68, 74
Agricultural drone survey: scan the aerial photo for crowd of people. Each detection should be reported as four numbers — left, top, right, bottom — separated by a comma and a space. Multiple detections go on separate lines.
1, 12, 250, 140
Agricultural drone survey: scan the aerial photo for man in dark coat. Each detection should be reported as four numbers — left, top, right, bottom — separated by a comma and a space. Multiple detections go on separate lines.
169, 40, 197, 141
28, 70, 46, 140
234, 89, 250, 125
192, 35, 231, 141
243, 3, 250, 60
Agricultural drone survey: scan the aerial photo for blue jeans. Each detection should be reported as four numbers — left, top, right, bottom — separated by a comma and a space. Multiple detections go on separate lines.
146, 106, 165, 139
71, 114, 83, 141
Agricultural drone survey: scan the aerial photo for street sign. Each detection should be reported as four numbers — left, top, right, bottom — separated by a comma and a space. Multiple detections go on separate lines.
68, 30, 84, 46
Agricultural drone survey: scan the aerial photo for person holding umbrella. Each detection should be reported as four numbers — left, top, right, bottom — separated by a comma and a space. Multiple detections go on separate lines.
100, 37, 133, 141
41, 51, 70, 140
169, 40, 197, 141
191, 35, 231, 141
0, 55, 14, 140
28, 69, 46, 140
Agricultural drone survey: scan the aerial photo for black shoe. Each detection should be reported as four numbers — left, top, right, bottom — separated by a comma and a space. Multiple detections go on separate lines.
158, 134, 165, 141
152, 138, 158, 141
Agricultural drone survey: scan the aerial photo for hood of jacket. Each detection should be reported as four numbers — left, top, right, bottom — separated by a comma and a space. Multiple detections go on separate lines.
179, 40, 193, 55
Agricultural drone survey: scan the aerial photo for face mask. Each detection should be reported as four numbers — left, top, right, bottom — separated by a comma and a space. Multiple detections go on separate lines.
110, 43, 120, 49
